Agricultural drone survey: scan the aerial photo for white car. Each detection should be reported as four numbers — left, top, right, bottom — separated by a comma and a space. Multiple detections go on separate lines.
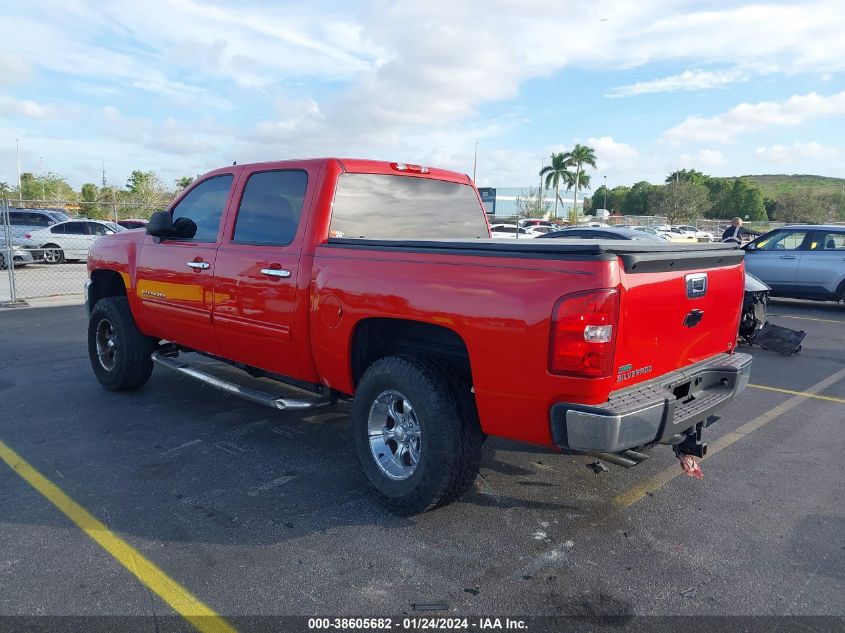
23, 219, 125, 264
632, 226, 671, 241
489, 224, 538, 239
674, 225, 715, 242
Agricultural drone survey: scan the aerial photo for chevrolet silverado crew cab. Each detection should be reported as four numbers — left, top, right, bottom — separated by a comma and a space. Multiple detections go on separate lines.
86, 158, 751, 514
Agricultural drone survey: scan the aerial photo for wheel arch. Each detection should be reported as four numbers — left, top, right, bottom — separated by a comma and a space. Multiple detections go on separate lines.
88, 268, 127, 313
349, 317, 473, 389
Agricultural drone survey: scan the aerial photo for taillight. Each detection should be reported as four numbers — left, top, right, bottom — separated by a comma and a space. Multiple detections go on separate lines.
390, 162, 429, 174
25, 233, 32, 239
549, 289, 619, 377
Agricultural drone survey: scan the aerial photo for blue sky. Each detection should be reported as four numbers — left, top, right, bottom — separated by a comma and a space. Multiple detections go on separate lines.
1, 0, 843, 192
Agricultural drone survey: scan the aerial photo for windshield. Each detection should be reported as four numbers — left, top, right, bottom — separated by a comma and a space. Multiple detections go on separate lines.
330, 174, 488, 240
102, 222, 126, 232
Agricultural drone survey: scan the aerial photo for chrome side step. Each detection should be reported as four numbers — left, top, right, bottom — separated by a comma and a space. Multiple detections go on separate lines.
151, 351, 333, 411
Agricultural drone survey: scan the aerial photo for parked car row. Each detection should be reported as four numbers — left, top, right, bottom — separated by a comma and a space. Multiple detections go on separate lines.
2, 212, 127, 265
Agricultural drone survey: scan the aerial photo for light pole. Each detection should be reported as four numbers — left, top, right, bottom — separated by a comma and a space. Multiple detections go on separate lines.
603, 175, 608, 210
472, 142, 478, 182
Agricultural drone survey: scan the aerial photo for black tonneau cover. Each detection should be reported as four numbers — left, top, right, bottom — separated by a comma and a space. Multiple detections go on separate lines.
326, 237, 744, 273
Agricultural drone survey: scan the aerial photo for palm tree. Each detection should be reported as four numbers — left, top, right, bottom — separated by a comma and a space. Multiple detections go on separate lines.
562, 144, 597, 219
539, 153, 574, 220
564, 172, 591, 223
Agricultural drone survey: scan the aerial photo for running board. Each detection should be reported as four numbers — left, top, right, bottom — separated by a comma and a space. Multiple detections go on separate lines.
151, 351, 333, 411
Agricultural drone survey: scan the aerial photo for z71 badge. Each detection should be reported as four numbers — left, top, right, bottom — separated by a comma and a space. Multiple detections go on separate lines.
617, 364, 653, 382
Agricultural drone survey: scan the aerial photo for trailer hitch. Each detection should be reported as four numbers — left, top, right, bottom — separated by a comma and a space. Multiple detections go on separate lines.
674, 421, 708, 458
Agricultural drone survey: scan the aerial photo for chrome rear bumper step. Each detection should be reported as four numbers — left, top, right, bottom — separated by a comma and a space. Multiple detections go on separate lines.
151, 351, 333, 411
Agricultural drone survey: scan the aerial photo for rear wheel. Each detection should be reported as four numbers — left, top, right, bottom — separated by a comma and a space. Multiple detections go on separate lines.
88, 296, 156, 391
42, 244, 64, 264
352, 355, 483, 515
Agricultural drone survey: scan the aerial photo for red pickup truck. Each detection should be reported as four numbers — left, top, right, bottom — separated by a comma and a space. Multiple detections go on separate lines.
86, 158, 751, 514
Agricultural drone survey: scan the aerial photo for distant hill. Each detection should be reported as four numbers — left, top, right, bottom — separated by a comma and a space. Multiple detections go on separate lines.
742, 174, 845, 199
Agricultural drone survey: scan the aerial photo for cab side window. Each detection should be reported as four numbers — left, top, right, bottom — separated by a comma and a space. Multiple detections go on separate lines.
171, 174, 234, 243
232, 170, 307, 246
810, 232, 845, 251
757, 230, 808, 251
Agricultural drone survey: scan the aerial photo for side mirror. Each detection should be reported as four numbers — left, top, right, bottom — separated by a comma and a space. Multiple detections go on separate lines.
146, 211, 173, 238
745, 242, 757, 251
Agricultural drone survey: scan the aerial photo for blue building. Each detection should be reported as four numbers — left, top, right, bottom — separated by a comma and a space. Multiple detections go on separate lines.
480, 186, 585, 219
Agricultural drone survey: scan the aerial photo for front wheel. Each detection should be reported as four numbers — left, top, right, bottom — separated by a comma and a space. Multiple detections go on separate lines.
352, 355, 483, 515
88, 296, 156, 391
42, 244, 65, 264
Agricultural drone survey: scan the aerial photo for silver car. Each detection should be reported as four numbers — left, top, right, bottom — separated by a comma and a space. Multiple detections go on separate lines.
743, 225, 845, 302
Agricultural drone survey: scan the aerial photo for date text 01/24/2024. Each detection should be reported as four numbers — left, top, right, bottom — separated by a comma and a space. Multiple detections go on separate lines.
307, 617, 528, 630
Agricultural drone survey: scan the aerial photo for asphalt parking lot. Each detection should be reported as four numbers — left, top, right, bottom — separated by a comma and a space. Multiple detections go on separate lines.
0, 299, 843, 631
0, 262, 87, 302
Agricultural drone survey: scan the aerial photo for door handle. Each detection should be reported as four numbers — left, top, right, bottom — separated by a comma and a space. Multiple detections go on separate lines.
261, 268, 291, 278
778, 255, 796, 259
187, 261, 210, 269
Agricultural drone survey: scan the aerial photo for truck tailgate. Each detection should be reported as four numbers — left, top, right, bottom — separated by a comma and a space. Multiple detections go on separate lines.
614, 253, 745, 390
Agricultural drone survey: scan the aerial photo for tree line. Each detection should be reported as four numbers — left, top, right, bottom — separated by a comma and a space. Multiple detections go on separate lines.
586, 169, 845, 224
0, 171, 195, 219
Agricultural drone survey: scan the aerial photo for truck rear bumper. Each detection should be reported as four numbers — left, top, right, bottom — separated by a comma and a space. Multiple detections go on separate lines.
550, 353, 752, 453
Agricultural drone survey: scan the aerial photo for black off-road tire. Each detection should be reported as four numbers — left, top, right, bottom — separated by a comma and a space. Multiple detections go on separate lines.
88, 296, 156, 391
352, 355, 484, 515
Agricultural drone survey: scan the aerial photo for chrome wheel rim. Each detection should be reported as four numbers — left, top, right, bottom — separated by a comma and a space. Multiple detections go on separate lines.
44, 248, 61, 263
95, 318, 118, 371
367, 390, 421, 480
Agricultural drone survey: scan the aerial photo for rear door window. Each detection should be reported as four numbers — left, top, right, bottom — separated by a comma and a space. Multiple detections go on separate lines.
232, 170, 307, 246
171, 174, 234, 242
810, 231, 845, 251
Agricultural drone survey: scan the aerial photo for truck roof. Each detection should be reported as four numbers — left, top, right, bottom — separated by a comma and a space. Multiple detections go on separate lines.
203, 158, 472, 185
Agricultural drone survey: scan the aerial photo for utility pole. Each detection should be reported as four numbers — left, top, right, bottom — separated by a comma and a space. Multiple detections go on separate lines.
101, 162, 107, 188
603, 175, 608, 210
472, 142, 478, 183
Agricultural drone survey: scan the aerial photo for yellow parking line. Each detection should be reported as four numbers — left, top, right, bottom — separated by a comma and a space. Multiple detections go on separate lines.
749, 383, 845, 405
768, 313, 844, 325
613, 367, 845, 508
0, 440, 237, 633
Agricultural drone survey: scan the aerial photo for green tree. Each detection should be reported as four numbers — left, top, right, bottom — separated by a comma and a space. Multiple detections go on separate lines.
622, 181, 653, 215
666, 169, 707, 185
771, 190, 828, 223
175, 176, 194, 190
126, 170, 166, 216
0, 181, 11, 201
609, 185, 630, 213
706, 178, 766, 221
515, 187, 551, 219
592, 185, 610, 210
540, 152, 573, 220
649, 181, 710, 224
19, 172, 77, 204
80, 183, 99, 218
562, 144, 597, 220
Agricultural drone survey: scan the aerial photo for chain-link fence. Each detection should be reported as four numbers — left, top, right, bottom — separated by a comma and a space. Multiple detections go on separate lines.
1, 198, 165, 304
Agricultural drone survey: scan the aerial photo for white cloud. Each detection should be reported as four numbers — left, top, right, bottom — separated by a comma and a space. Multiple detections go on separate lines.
608, 69, 747, 97
680, 149, 725, 167
585, 137, 640, 168
661, 91, 845, 145
754, 141, 839, 163
0, 96, 62, 119
3, 1, 845, 187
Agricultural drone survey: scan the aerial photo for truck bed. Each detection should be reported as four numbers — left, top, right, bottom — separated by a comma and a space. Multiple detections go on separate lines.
328, 237, 744, 273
